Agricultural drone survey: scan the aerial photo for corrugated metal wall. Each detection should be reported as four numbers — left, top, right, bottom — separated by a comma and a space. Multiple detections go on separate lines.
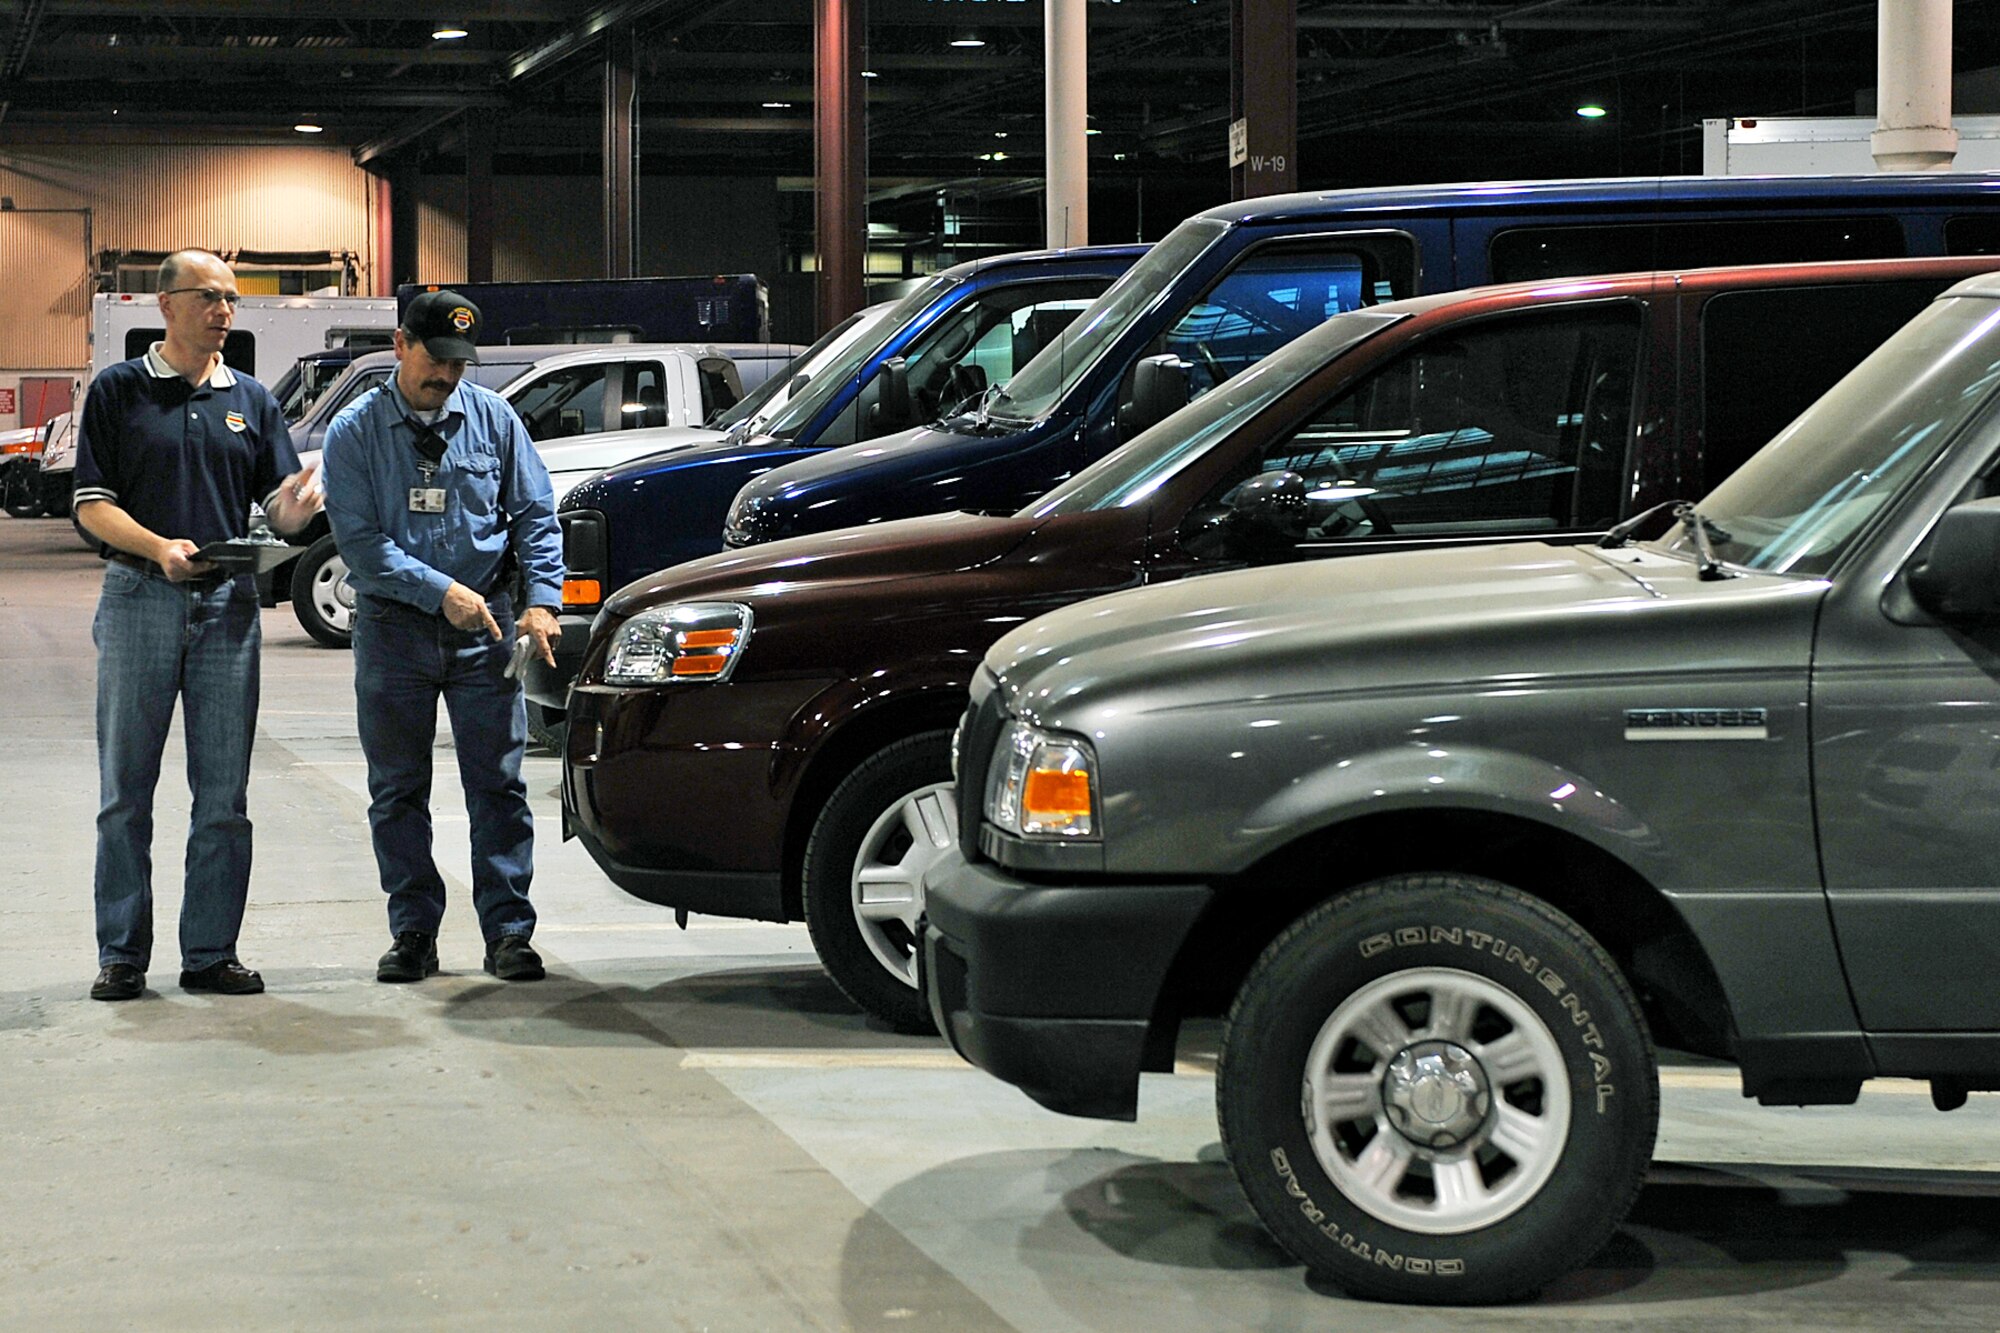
0, 144, 374, 372
0, 209, 91, 367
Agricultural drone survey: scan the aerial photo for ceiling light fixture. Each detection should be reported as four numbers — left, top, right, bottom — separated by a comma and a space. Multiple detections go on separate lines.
861, 70, 879, 79
294, 120, 324, 134
432, 23, 469, 41
950, 35, 986, 49
1576, 104, 1608, 119
763, 101, 793, 109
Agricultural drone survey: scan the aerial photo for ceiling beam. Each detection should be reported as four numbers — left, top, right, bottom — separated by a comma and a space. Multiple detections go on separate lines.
20, 44, 509, 70
1295, 4, 1709, 32
35, 1, 593, 17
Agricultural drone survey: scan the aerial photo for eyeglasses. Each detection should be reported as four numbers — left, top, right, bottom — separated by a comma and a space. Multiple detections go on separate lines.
162, 288, 243, 308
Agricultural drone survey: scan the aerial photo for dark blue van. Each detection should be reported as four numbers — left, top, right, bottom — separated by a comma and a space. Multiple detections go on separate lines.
721, 173, 2000, 549
534, 243, 1149, 723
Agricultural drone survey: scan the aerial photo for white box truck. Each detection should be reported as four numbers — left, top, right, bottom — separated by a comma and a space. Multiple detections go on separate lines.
1703, 114, 2000, 174
90, 291, 396, 387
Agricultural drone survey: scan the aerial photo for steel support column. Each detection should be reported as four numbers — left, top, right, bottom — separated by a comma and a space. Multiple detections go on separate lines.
815, 0, 865, 332
603, 28, 638, 279
1045, 0, 1088, 248
1231, 0, 1297, 199
1873, 0, 1955, 171
390, 158, 419, 293
465, 112, 495, 284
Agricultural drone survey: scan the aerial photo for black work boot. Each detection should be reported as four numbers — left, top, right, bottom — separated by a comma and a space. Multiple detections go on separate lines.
377, 931, 439, 983
483, 934, 545, 982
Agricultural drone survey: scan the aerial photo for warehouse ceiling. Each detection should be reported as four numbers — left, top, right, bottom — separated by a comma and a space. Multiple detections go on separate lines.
4, 0, 1999, 197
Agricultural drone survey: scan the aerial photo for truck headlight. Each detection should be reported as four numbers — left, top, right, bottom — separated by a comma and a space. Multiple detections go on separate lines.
984, 721, 1098, 839
603, 602, 752, 685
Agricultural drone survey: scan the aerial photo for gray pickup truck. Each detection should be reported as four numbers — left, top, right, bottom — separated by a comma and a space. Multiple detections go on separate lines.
921, 269, 2000, 1304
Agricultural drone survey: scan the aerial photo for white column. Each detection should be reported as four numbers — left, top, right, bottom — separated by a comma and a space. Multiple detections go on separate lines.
1872, 0, 1956, 171
1045, 0, 1088, 248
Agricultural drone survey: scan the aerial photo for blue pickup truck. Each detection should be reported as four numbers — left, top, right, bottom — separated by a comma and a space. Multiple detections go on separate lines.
720, 172, 2000, 553
529, 243, 1149, 734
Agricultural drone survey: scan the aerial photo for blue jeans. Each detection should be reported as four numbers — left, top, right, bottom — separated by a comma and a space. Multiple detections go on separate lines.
93, 563, 261, 971
350, 592, 536, 943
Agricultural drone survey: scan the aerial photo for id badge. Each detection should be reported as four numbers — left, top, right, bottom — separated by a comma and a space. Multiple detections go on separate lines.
408, 487, 446, 514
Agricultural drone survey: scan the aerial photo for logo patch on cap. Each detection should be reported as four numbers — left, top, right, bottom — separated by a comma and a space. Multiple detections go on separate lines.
224, 411, 246, 432
450, 306, 475, 332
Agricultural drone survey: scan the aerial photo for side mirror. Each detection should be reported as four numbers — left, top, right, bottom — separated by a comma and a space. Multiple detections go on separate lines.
1118, 353, 1192, 438
1909, 496, 2000, 619
1179, 470, 1311, 563
867, 357, 911, 434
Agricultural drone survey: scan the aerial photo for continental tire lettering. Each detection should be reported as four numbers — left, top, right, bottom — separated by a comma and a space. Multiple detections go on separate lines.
1344, 923, 1618, 1116
1360, 926, 1463, 959
1268, 1148, 1464, 1278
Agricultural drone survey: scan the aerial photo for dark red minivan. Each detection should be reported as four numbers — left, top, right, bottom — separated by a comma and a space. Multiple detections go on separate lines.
562, 254, 2000, 1030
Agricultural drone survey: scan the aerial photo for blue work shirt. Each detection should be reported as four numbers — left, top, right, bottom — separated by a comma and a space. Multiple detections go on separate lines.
322, 375, 563, 616
72, 346, 297, 555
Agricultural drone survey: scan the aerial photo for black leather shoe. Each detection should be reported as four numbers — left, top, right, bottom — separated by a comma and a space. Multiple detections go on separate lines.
484, 934, 545, 982
377, 931, 439, 983
90, 963, 145, 1001
179, 960, 265, 995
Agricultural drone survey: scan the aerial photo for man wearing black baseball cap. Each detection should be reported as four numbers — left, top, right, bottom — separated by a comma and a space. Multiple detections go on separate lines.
322, 287, 564, 985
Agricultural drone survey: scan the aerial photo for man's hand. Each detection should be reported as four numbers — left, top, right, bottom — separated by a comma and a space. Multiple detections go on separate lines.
156, 538, 214, 583
517, 605, 561, 669
441, 582, 502, 640
267, 461, 325, 535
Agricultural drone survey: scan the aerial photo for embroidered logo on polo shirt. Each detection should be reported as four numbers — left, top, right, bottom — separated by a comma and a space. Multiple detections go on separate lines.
224, 411, 247, 432
450, 306, 474, 332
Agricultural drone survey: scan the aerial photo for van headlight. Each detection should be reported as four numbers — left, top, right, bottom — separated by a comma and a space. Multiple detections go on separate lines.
603, 602, 752, 685
983, 721, 1098, 839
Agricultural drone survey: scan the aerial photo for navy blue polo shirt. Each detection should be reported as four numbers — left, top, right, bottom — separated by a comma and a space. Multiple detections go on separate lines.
72, 346, 298, 555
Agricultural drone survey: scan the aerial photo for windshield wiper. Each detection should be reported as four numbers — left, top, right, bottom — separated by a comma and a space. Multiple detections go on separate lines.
1598, 499, 1687, 548
1674, 502, 1735, 580
1599, 498, 1734, 579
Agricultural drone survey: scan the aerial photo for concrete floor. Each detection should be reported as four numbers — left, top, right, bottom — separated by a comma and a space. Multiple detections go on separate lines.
5, 512, 2000, 1331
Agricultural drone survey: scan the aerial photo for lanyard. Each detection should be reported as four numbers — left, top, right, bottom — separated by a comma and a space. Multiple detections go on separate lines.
405, 415, 449, 484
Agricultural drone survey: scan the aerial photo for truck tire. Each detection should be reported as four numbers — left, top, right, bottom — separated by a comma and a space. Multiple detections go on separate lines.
801, 731, 954, 1033
526, 700, 567, 755
291, 532, 355, 649
1217, 874, 1657, 1305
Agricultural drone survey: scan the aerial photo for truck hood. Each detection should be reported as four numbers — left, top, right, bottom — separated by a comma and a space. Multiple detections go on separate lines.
607, 508, 1044, 615
539, 425, 722, 478
985, 542, 1830, 724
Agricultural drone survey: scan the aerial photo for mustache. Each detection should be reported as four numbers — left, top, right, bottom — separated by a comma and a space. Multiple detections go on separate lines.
421, 379, 454, 391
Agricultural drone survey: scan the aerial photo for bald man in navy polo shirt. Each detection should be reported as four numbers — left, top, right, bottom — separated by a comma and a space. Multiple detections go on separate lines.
72, 249, 323, 1003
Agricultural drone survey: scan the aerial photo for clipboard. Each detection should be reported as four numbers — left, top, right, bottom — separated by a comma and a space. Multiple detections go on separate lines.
192, 539, 303, 575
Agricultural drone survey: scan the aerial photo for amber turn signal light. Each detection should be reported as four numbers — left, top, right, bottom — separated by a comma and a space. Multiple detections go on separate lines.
562, 578, 602, 606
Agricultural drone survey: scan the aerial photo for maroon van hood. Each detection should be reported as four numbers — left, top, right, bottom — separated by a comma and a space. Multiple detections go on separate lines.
607, 509, 1045, 614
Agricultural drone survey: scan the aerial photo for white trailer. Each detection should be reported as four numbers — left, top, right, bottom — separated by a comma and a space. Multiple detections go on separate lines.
1702, 114, 2000, 175
90, 292, 396, 388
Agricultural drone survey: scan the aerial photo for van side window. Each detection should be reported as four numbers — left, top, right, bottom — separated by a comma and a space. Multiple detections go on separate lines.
1205, 304, 1640, 547
509, 363, 611, 441
1145, 235, 1418, 405
1945, 217, 2000, 254
1699, 279, 1946, 489
1491, 217, 1905, 282
818, 278, 1112, 447
122, 327, 257, 376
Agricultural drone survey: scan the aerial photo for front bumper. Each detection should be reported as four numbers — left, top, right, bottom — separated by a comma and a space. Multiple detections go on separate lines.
920, 847, 1212, 1122
522, 611, 593, 710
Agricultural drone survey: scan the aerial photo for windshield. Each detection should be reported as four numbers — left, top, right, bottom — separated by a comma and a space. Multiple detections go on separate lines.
713, 305, 886, 433
1671, 294, 2000, 577
1026, 308, 1406, 517
988, 218, 1228, 424
763, 276, 962, 440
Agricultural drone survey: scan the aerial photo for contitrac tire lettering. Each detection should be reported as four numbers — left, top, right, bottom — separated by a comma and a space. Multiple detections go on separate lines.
1269, 1149, 1465, 1276
1358, 925, 1617, 1114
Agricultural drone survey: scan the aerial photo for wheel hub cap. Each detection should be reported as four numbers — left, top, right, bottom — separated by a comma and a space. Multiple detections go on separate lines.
1382, 1041, 1491, 1151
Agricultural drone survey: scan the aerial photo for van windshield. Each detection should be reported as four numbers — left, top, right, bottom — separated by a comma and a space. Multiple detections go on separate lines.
1669, 294, 2000, 577
764, 276, 962, 441
1025, 309, 1406, 517
987, 218, 1227, 425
